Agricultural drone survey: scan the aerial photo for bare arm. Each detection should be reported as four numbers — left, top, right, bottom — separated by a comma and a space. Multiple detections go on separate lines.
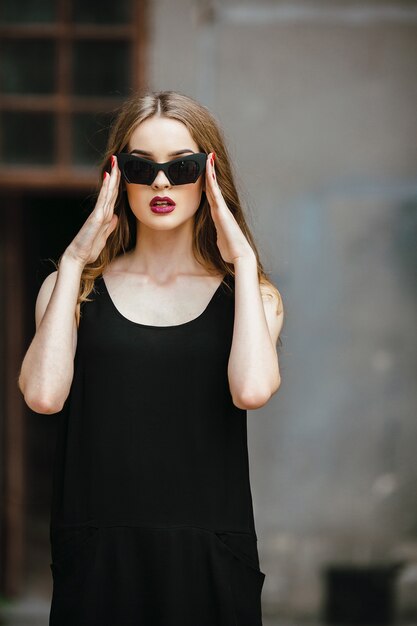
18, 253, 84, 414
203, 152, 283, 410
17, 156, 120, 414
227, 254, 284, 410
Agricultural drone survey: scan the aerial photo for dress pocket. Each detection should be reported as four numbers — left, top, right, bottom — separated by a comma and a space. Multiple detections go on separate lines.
213, 531, 266, 626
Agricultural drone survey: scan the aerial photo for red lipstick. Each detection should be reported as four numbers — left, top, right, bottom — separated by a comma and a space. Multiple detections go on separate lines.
150, 196, 176, 214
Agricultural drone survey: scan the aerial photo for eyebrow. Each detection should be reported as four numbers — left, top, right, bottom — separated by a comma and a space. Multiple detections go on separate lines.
129, 149, 195, 157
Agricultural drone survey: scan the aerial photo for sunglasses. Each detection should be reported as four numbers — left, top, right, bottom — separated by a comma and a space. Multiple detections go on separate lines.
114, 152, 207, 186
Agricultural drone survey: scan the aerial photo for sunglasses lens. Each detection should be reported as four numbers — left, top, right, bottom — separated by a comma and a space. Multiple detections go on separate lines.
124, 159, 154, 184
120, 155, 204, 185
168, 159, 200, 184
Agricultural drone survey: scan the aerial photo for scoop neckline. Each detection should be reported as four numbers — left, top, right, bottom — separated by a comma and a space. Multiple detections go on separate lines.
99, 273, 227, 329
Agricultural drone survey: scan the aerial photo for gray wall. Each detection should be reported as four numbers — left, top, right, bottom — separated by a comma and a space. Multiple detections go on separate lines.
149, 0, 417, 618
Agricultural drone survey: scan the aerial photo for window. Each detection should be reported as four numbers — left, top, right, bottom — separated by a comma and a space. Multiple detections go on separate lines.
0, 0, 148, 189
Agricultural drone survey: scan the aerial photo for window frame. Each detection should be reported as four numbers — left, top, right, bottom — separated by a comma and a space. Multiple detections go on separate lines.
0, 0, 149, 190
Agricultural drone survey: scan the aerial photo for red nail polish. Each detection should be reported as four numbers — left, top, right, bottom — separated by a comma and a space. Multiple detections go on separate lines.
111, 155, 115, 168
212, 152, 216, 162
103, 171, 107, 180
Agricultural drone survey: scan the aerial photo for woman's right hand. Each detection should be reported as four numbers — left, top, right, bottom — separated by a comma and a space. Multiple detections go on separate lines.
65, 155, 121, 268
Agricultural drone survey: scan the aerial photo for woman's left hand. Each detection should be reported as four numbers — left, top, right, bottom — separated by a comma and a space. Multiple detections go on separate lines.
205, 152, 256, 265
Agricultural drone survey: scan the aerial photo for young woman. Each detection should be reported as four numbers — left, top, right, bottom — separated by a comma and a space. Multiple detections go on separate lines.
19, 90, 284, 626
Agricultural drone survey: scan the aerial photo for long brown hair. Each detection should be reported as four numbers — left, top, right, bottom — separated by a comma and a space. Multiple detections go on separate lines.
57, 89, 283, 345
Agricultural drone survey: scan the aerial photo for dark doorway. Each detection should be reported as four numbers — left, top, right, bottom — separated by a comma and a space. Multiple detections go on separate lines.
1, 190, 95, 602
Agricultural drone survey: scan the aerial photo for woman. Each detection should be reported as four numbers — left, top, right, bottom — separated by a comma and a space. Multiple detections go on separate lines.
19, 90, 284, 626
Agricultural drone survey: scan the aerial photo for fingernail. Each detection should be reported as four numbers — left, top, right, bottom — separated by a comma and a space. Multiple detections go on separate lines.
111, 155, 115, 168
103, 171, 108, 180
212, 152, 216, 162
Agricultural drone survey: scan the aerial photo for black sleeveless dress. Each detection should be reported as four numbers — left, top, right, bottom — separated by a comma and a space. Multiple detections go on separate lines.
48, 272, 266, 626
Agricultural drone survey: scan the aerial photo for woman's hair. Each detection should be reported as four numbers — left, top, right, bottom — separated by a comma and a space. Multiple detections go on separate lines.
56, 89, 283, 346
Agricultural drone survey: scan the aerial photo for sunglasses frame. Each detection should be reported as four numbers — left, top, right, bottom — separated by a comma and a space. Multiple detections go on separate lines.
114, 152, 208, 186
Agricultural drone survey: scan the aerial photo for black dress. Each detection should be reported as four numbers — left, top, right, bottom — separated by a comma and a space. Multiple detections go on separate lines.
48, 271, 266, 626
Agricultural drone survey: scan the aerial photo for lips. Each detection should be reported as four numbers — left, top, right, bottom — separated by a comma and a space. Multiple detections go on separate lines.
150, 196, 176, 207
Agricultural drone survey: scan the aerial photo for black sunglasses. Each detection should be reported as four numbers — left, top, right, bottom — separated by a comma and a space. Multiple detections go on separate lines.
114, 152, 207, 186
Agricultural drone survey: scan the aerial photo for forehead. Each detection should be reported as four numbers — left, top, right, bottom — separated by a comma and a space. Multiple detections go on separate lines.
128, 116, 199, 154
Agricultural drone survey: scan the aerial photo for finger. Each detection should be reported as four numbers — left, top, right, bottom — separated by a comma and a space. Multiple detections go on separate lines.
93, 170, 115, 224
99, 171, 110, 198
108, 156, 120, 193
103, 157, 121, 215
206, 153, 212, 177
106, 170, 121, 214
206, 174, 220, 209
97, 169, 112, 201
206, 153, 218, 188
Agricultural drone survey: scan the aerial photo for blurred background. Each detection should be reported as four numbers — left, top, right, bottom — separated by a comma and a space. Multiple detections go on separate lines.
1, 0, 417, 624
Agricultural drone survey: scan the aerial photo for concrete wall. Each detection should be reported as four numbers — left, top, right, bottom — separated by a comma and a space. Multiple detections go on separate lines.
148, 0, 417, 618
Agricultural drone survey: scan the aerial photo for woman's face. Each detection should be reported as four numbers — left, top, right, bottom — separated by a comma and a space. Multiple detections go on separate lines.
124, 116, 205, 230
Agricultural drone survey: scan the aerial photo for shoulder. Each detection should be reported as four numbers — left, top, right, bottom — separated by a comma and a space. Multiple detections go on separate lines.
259, 278, 284, 315
259, 278, 284, 345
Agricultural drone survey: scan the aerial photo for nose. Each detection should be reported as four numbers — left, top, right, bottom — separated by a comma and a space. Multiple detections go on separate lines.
151, 168, 172, 189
